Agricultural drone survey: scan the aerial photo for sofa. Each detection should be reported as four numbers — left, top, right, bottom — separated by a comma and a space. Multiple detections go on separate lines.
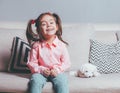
0, 22, 120, 93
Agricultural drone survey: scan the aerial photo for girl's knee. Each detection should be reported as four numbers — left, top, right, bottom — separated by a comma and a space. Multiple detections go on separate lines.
54, 73, 68, 85
30, 73, 46, 85
57, 73, 68, 82
52, 74, 69, 93
28, 73, 47, 93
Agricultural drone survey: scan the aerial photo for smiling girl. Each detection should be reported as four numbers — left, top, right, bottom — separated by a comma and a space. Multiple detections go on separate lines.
26, 12, 71, 93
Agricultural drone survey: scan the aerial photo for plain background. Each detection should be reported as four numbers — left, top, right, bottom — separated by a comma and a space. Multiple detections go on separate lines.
0, 0, 120, 23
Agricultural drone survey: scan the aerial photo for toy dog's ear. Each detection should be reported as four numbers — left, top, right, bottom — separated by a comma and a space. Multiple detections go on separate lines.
80, 65, 86, 73
78, 70, 86, 78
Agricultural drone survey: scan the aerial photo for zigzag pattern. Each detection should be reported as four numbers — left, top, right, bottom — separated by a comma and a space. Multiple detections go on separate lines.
89, 40, 120, 74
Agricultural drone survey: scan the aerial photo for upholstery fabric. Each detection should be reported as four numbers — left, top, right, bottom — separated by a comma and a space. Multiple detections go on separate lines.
63, 24, 93, 70
8, 37, 31, 73
1, 72, 120, 93
0, 23, 120, 93
116, 31, 120, 41
89, 39, 120, 74
0, 29, 27, 71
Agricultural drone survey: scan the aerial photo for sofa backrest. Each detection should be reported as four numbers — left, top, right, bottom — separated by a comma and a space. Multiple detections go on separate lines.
0, 22, 119, 71
63, 24, 118, 70
0, 29, 28, 71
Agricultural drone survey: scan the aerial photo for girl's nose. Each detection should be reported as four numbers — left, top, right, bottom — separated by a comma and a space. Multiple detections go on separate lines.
47, 23, 50, 27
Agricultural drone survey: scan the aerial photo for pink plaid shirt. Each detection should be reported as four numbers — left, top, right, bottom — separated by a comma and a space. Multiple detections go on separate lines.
27, 36, 71, 74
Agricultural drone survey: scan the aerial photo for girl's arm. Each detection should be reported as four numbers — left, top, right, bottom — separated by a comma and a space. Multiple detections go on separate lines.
53, 44, 71, 73
27, 42, 48, 74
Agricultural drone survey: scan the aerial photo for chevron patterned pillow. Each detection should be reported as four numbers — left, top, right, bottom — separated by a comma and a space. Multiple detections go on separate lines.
89, 39, 120, 74
8, 37, 31, 73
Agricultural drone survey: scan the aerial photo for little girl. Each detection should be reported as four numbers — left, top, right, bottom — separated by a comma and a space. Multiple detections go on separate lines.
26, 12, 71, 93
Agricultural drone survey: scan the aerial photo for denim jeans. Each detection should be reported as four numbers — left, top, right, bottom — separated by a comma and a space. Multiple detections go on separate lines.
28, 73, 69, 93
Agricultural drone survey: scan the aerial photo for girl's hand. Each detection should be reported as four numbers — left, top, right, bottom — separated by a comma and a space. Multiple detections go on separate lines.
50, 69, 58, 77
43, 69, 51, 77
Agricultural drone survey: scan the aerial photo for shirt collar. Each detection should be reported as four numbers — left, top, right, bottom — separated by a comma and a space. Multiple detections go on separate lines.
41, 36, 59, 48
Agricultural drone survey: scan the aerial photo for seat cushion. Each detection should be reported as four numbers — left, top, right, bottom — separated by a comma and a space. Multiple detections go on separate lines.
0, 72, 30, 92
0, 72, 54, 93
1, 72, 120, 93
68, 72, 120, 93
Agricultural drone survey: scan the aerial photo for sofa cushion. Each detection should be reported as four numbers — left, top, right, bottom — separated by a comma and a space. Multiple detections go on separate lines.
89, 39, 120, 74
8, 37, 31, 73
0, 72, 54, 93
68, 72, 120, 93
62, 24, 93, 70
0, 29, 28, 71
0, 72, 30, 92
116, 31, 120, 41
1, 72, 120, 93
91, 31, 117, 43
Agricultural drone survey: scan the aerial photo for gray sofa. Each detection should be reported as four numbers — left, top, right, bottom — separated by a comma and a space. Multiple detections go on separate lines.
0, 22, 120, 93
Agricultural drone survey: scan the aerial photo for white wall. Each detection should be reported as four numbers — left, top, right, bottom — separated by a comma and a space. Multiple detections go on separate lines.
0, 0, 120, 23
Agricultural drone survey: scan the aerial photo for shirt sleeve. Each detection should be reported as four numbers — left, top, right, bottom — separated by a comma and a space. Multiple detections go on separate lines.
27, 42, 48, 74
53, 44, 71, 73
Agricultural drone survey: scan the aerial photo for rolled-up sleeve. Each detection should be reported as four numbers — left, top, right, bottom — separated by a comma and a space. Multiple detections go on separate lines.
27, 43, 47, 74
53, 44, 71, 73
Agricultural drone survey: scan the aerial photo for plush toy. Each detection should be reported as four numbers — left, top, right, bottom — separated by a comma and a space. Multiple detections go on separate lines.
70, 63, 100, 78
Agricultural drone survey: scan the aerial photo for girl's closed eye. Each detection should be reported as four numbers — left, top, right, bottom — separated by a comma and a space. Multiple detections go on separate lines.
41, 22, 47, 26
50, 21, 55, 24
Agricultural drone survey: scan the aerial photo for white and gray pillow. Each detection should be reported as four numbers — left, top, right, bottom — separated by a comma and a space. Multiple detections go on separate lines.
8, 37, 31, 73
89, 39, 120, 74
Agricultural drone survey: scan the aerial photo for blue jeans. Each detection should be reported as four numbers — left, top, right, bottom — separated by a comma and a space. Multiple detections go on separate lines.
28, 73, 69, 93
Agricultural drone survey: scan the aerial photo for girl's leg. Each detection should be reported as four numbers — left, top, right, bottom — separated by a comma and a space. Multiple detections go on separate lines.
51, 73, 69, 93
29, 73, 47, 93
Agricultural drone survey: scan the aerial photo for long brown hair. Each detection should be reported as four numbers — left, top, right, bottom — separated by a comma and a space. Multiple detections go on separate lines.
26, 12, 68, 45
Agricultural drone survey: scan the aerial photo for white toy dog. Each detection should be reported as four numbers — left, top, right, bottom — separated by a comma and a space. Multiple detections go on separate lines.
70, 63, 100, 78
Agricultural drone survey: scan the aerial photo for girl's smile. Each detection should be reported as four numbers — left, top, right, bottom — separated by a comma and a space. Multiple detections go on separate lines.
40, 15, 58, 37
46, 27, 56, 35
26, 12, 70, 93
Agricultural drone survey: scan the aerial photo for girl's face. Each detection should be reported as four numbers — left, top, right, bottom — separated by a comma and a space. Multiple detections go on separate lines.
40, 14, 58, 39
